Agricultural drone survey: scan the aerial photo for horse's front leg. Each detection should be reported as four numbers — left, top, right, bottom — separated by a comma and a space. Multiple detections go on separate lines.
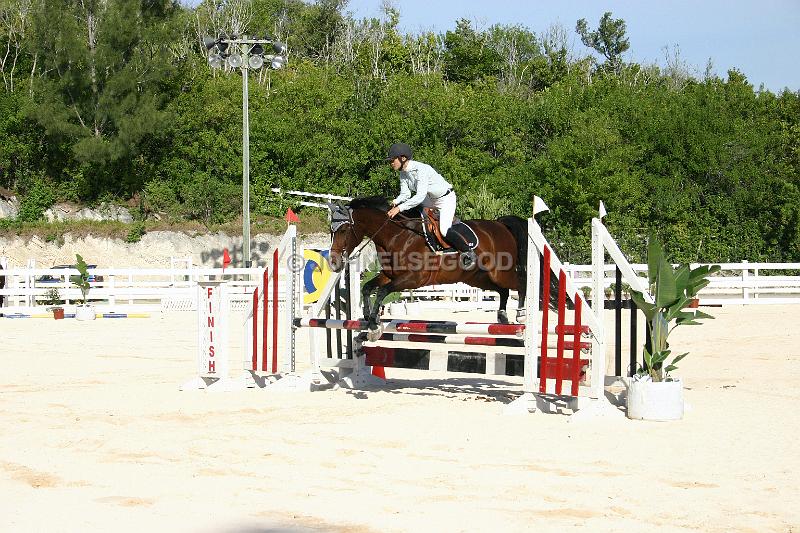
361, 272, 390, 325
366, 283, 395, 340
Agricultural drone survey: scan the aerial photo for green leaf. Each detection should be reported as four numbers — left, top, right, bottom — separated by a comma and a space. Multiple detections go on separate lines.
651, 312, 669, 351
630, 290, 656, 321
646, 236, 663, 286
671, 352, 689, 364
693, 310, 715, 320
651, 352, 669, 365
643, 347, 653, 368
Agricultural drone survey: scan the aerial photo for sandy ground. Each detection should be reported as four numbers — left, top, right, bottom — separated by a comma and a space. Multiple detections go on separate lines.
2, 304, 799, 533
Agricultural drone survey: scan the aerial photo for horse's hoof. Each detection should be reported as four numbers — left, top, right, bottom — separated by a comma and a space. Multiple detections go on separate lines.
497, 310, 509, 324
515, 309, 527, 323
367, 326, 383, 342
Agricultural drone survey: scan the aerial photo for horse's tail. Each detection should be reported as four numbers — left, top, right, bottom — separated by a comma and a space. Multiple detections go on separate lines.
498, 215, 560, 311
498, 215, 528, 284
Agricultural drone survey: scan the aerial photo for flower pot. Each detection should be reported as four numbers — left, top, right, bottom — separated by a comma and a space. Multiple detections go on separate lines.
52, 308, 65, 320
404, 302, 422, 315
386, 302, 405, 316
75, 304, 96, 321
626, 377, 684, 421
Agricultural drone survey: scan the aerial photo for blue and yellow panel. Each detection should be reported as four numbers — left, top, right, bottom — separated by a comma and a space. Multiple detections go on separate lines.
303, 249, 333, 304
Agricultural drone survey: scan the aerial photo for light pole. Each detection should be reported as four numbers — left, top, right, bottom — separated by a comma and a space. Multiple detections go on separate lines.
204, 34, 288, 267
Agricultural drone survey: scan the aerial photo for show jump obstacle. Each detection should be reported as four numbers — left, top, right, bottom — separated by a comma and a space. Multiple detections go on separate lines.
182, 198, 653, 417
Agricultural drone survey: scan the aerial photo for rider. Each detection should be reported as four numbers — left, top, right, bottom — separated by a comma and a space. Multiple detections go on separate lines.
384, 143, 477, 267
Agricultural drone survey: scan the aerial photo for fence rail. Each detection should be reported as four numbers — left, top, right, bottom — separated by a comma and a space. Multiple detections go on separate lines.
0, 266, 266, 314
401, 261, 800, 306
2, 261, 800, 315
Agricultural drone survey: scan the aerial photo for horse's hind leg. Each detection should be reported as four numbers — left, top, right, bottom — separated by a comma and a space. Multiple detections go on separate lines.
497, 288, 509, 324
516, 267, 527, 323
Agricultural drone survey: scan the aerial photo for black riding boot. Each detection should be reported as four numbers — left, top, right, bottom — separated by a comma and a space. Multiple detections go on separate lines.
445, 228, 477, 269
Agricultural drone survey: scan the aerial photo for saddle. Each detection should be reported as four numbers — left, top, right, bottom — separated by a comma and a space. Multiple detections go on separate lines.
420, 207, 479, 254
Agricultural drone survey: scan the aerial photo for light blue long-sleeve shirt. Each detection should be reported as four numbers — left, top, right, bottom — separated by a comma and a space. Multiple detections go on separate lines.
392, 161, 453, 211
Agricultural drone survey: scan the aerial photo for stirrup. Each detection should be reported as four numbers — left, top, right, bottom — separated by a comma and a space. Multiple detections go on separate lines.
459, 250, 477, 269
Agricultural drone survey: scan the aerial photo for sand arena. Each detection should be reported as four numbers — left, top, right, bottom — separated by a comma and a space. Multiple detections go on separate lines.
2, 304, 799, 532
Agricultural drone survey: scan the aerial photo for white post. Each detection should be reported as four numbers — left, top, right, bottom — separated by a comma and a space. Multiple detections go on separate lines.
109, 274, 116, 307
753, 266, 759, 300
128, 272, 133, 305
742, 260, 749, 301
288, 225, 299, 373
590, 219, 607, 399
591, 220, 605, 326
505, 215, 542, 414
26, 258, 34, 308
348, 257, 369, 375
180, 281, 231, 391
0, 256, 6, 312
243, 302, 253, 373
523, 216, 540, 394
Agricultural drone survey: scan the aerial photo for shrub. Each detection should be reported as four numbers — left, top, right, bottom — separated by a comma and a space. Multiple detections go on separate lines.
126, 221, 146, 243
17, 172, 56, 222
142, 180, 180, 219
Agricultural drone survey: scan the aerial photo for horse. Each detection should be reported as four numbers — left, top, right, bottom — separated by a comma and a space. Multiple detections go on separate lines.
327, 196, 530, 331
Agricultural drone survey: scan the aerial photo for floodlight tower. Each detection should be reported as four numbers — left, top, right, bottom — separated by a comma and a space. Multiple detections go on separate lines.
203, 34, 288, 267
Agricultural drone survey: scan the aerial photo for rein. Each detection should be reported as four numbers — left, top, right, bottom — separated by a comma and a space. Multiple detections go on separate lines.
388, 212, 427, 238
333, 209, 426, 264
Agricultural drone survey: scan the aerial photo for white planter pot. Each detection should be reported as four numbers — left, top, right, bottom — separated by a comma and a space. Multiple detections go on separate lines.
404, 302, 422, 315
626, 377, 684, 421
386, 302, 405, 316
75, 305, 96, 321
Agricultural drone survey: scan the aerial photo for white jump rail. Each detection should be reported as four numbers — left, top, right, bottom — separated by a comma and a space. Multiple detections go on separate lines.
271, 187, 353, 209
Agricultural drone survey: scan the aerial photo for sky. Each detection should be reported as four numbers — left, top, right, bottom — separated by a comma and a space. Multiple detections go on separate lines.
186, 0, 800, 92
351, 0, 800, 92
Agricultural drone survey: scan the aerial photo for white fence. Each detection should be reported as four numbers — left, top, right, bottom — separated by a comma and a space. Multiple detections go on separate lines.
2, 260, 800, 316
401, 261, 800, 307
0, 265, 267, 315
563, 261, 800, 305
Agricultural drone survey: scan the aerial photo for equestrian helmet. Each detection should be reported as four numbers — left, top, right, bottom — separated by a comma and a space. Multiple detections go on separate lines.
386, 143, 412, 161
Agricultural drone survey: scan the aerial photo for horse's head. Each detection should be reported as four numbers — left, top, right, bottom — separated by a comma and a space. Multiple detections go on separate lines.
327, 197, 390, 272
328, 203, 362, 272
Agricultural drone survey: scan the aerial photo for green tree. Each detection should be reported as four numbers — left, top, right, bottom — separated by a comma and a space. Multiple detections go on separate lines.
575, 12, 629, 74
443, 19, 501, 83
26, 0, 183, 197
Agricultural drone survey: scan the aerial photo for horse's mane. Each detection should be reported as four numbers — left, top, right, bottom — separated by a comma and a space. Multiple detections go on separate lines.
348, 196, 390, 212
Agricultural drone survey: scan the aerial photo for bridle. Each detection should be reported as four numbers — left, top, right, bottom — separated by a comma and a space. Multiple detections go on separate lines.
329, 204, 425, 263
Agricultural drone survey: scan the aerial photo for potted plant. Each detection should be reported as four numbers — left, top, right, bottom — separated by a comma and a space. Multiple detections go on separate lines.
628, 237, 720, 421
41, 287, 65, 320
70, 254, 96, 321
403, 289, 422, 315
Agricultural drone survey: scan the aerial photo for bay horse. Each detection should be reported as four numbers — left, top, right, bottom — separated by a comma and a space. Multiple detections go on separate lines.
328, 196, 529, 331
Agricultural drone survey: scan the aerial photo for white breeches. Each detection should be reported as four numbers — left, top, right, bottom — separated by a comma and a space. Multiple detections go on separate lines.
423, 191, 457, 235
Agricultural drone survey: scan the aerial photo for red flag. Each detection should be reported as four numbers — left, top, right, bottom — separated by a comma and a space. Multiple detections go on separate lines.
222, 248, 231, 271
285, 208, 300, 223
